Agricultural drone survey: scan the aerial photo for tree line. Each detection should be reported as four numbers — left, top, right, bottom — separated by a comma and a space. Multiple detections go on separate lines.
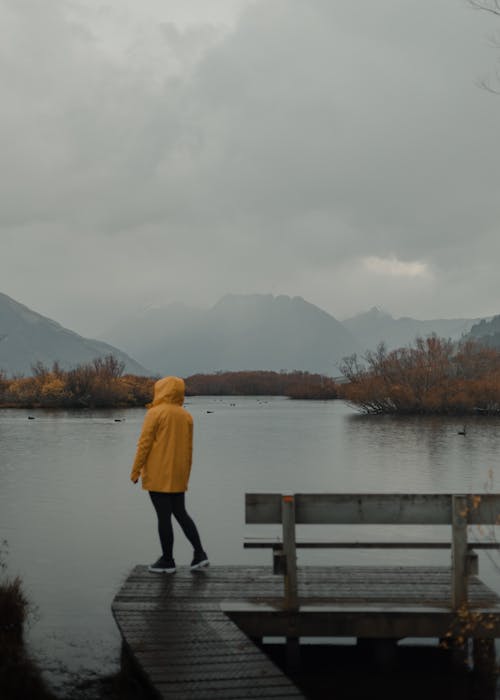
0, 360, 339, 408
184, 370, 340, 400
0, 356, 155, 408
3, 337, 500, 413
340, 336, 500, 415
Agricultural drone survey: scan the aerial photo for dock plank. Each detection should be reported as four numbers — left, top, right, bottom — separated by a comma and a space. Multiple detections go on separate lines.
154, 682, 304, 699
112, 565, 500, 699
113, 567, 308, 699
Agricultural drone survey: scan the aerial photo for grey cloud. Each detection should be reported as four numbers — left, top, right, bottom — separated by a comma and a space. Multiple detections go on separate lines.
2, 0, 500, 334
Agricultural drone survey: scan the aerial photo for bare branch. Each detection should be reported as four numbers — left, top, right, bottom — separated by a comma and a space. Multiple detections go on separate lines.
476, 76, 500, 93
469, 0, 500, 16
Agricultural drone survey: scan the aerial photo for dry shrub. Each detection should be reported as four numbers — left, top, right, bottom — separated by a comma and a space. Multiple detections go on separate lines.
0, 576, 28, 648
0, 570, 56, 699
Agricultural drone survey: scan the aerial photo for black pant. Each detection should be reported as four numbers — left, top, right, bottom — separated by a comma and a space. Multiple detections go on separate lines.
149, 491, 203, 560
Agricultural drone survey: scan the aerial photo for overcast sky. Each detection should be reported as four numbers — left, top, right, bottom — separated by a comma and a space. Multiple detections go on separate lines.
2, 0, 500, 336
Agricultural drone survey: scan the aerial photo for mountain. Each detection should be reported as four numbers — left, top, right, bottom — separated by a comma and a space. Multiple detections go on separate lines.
465, 315, 500, 349
342, 307, 480, 353
100, 294, 362, 377
0, 292, 149, 376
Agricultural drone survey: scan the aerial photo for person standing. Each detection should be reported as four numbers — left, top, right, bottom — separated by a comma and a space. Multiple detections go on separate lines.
130, 376, 209, 573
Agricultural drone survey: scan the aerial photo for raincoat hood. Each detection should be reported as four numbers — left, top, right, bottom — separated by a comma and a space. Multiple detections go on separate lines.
132, 374, 193, 492
148, 376, 185, 408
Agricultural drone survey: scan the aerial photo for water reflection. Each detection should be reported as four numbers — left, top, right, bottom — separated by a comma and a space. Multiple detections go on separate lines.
345, 412, 500, 492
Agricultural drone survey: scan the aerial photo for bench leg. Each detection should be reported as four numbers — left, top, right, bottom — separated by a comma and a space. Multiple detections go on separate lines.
473, 638, 496, 674
449, 638, 470, 670
471, 640, 497, 700
272, 546, 285, 575
282, 495, 298, 610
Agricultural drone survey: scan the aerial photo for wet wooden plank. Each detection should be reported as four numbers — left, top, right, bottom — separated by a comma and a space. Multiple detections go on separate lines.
113, 565, 500, 606
154, 681, 303, 699
147, 662, 287, 683
113, 567, 307, 700
113, 564, 500, 700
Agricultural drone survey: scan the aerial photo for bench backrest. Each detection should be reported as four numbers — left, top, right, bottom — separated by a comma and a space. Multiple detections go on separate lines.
245, 492, 500, 610
246, 492, 500, 525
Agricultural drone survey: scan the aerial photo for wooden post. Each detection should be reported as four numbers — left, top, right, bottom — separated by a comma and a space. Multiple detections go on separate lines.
282, 494, 300, 670
272, 544, 286, 575
451, 495, 468, 609
467, 549, 479, 576
282, 495, 298, 611
473, 638, 497, 674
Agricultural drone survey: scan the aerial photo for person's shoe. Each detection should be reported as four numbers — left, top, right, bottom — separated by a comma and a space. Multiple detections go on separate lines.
148, 556, 176, 573
190, 551, 209, 570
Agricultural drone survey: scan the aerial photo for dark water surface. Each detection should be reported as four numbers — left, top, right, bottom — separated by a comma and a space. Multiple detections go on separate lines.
1, 398, 500, 697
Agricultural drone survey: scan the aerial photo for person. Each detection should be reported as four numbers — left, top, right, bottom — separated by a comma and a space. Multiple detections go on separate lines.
130, 376, 209, 573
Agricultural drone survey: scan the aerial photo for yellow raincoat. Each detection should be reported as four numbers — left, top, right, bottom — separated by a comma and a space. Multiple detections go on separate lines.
130, 376, 193, 492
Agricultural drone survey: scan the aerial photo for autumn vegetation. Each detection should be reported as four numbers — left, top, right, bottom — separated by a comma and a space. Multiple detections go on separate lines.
0, 359, 340, 408
184, 370, 340, 399
0, 355, 155, 409
4, 337, 500, 413
340, 336, 500, 415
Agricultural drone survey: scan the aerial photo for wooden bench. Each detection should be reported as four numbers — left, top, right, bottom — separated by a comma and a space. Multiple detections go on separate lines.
244, 493, 500, 610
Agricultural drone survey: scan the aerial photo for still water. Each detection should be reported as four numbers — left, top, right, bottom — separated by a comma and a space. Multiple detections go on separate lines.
1, 397, 500, 696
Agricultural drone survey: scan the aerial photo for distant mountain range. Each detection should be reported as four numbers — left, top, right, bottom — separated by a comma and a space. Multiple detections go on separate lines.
0, 292, 148, 376
1, 291, 494, 378
101, 294, 361, 377
99, 295, 484, 377
342, 306, 481, 355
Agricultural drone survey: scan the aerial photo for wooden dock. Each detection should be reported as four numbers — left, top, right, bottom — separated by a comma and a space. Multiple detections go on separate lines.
112, 562, 500, 699
112, 565, 306, 699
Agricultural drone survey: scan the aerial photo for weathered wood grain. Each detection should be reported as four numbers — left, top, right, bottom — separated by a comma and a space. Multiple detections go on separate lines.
112, 563, 500, 698
113, 566, 307, 699
245, 492, 500, 525
245, 492, 500, 610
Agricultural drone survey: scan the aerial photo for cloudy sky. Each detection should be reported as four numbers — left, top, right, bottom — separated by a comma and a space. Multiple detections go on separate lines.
2, 0, 500, 336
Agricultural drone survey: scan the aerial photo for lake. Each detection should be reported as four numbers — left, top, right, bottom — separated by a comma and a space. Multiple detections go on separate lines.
1, 397, 500, 697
